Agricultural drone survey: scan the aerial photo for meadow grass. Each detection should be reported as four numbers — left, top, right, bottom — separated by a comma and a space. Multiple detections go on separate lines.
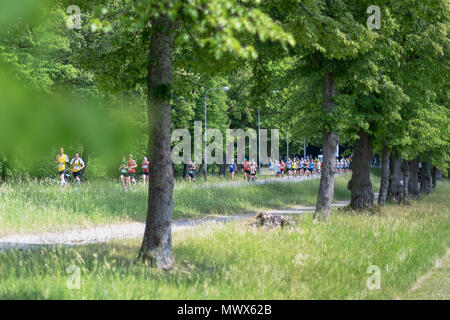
0, 179, 447, 299
0, 172, 365, 235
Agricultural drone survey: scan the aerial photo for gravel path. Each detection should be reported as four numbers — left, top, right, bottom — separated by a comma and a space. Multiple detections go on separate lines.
0, 201, 350, 251
0, 174, 356, 251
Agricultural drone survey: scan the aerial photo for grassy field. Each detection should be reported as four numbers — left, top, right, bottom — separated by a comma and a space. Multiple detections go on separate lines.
0, 178, 447, 299
0, 172, 368, 236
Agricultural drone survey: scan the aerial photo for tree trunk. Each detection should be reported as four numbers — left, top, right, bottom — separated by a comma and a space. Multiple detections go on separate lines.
197, 159, 204, 178
314, 71, 338, 220
347, 129, 374, 209
387, 152, 402, 203
139, 15, 177, 270
401, 159, 410, 202
378, 143, 389, 206
420, 162, 432, 195
408, 157, 420, 199
182, 163, 188, 180
219, 153, 227, 176
431, 166, 440, 192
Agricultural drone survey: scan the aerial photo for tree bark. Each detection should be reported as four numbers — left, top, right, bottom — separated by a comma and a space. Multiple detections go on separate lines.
431, 166, 440, 192
347, 129, 374, 209
314, 71, 338, 220
420, 162, 432, 195
139, 15, 177, 270
401, 159, 410, 202
387, 152, 402, 203
378, 143, 389, 206
219, 153, 227, 176
182, 163, 188, 180
197, 158, 204, 178
408, 157, 420, 199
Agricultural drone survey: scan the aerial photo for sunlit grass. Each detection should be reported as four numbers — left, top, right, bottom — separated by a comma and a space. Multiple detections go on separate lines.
0, 179, 448, 299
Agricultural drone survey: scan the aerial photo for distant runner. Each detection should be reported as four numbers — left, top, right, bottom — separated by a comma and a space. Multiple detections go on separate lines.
55, 147, 69, 187
141, 157, 149, 185
70, 153, 85, 186
127, 154, 137, 188
119, 156, 128, 190
243, 158, 250, 181
187, 159, 196, 182
229, 159, 236, 182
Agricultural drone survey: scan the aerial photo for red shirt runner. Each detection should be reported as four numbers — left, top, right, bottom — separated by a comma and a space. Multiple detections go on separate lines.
142, 161, 149, 173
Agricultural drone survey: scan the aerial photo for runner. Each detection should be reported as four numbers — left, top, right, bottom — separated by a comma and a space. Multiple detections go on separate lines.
309, 159, 315, 176
303, 159, 308, 177
268, 158, 275, 178
119, 156, 128, 190
275, 161, 281, 179
141, 156, 149, 185
286, 158, 292, 178
315, 158, 321, 174
70, 153, 85, 186
243, 158, 250, 182
55, 147, 69, 187
127, 154, 137, 189
229, 159, 236, 182
296, 159, 302, 177
280, 160, 285, 178
291, 158, 297, 178
187, 159, 196, 182
249, 159, 257, 181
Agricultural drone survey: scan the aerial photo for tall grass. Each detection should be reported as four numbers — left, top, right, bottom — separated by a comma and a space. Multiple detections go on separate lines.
0, 173, 359, 235
0, 180, 448, 299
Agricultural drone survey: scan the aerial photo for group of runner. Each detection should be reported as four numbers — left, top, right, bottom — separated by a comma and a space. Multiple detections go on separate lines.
55, 147, 85, 187
267, 157, 321, 179
119, 154, 149, 191
57, 146, 351, 188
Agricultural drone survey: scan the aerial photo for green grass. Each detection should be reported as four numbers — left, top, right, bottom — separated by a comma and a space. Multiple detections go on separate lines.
0, 173, 364, 235
0, 179, 448, 299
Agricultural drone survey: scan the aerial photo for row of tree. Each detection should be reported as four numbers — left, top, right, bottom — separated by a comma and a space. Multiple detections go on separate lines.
0, 1, 448, 269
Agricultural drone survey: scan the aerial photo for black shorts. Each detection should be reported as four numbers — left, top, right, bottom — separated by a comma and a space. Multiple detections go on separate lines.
142, 172, 149, 176
128, 172, 135, 178
72, 171, 81, 179
244, 169, 250, 174
188, 170, 195, 178
121, 171, 128, 177
58, 170, 66, 176
250, 172, 256, 176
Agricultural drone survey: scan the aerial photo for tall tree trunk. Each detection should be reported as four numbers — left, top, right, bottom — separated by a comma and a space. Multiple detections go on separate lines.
347, 129, 374, 209
408, 157, 420, 199
378, 143, 389, 206
401, 159, 410, 202
420, 162, 432, 195
387, 152, 402, 203
314, 71, 338, 220
139, 15, 177, 270
431, 166, 440, 192
182, 163, 188, 180
197, 159, 204, 178
219, 153, 227, 176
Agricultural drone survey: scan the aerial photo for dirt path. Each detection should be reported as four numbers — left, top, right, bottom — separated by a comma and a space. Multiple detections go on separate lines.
0, 200, 350, 251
